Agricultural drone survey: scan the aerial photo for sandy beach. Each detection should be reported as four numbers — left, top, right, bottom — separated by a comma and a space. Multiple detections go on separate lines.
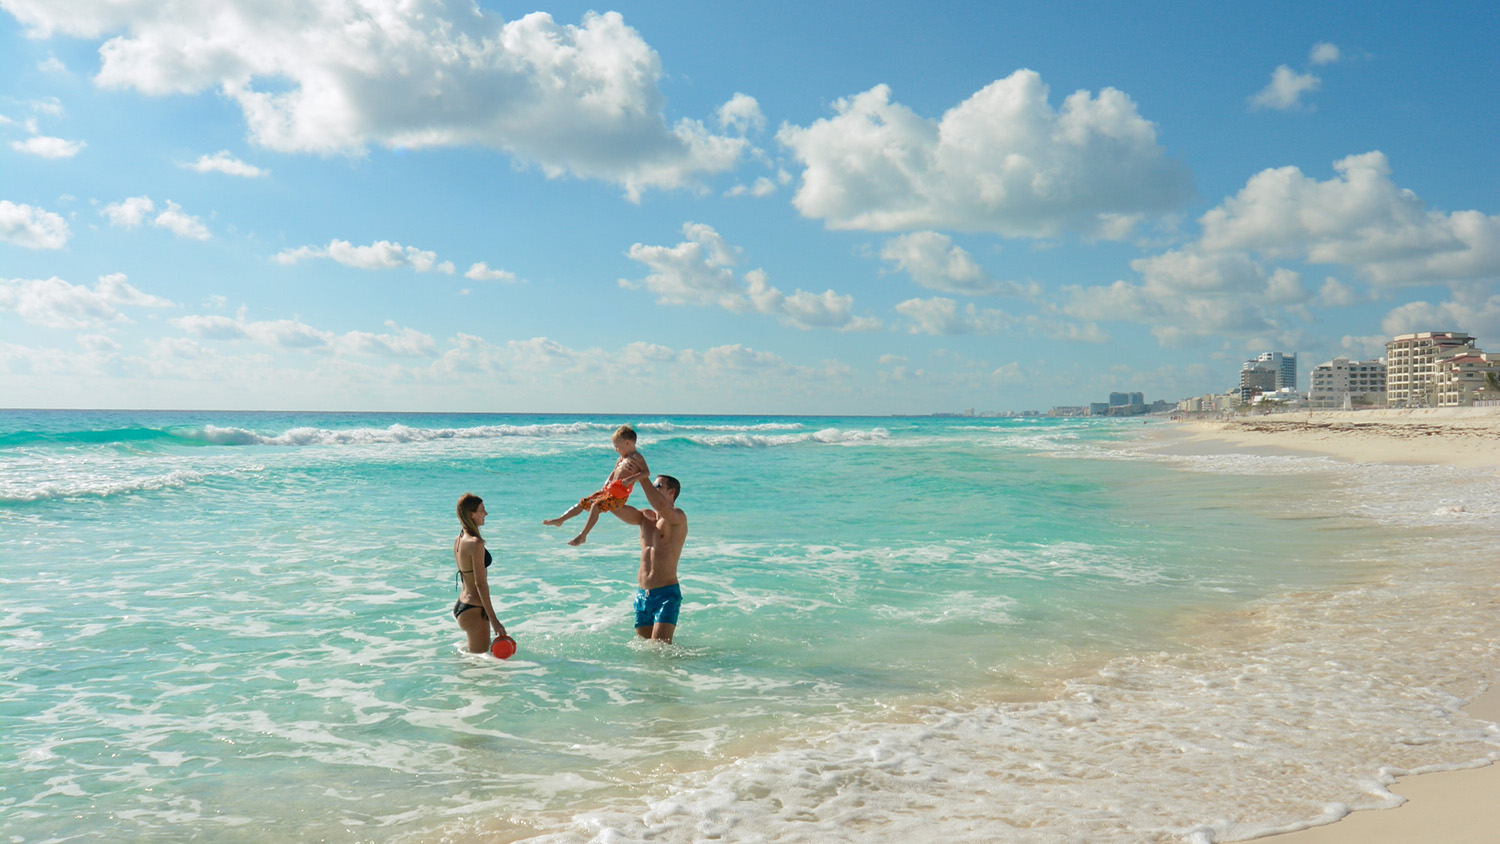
1163, 408, 1500, 843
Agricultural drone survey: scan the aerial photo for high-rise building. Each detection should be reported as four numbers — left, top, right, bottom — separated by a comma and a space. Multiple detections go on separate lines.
1238, 366, 1277, 402
1245, 352, 1297, 391
1385, 332, 1476, 407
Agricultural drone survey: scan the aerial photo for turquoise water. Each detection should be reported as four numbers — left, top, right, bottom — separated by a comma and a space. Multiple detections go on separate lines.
4, 411, 1500, 843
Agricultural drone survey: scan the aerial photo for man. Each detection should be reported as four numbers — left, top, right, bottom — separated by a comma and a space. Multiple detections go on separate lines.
611, 474, 687, 642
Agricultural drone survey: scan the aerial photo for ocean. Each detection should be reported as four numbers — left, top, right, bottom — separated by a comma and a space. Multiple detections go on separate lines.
3, 410, 1499, 843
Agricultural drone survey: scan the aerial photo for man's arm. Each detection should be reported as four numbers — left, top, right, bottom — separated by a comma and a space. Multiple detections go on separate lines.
636, 475, 670, 512
611, 503, 645, 526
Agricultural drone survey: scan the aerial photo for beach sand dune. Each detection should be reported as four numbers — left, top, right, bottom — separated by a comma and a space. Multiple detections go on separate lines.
1161, 408, 1500, 843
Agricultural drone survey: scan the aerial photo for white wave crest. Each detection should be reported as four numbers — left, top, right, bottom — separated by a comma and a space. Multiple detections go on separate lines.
0, 469, 207, 503
688, 427, 891, 448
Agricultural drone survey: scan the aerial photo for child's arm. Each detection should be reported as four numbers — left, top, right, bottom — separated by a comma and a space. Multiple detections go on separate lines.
613, 453, 647, 483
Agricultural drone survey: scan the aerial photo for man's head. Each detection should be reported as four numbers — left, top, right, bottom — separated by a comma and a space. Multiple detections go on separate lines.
654, 474, 681, 502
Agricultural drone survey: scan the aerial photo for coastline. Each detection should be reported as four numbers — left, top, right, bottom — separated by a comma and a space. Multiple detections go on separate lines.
1155, 408, 1500, 843
1165, 407, 1500, 469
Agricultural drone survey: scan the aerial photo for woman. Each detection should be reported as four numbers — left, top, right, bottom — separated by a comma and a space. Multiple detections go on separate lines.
453, 492, 508, 653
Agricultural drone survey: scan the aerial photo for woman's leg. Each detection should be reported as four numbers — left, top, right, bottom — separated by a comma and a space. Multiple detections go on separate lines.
457, 607, 490, 653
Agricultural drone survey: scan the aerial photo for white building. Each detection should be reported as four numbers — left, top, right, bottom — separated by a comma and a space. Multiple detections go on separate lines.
1309, 357, 1387, 409
1386, 331, 1476, 407
1435, 351, 1500, 407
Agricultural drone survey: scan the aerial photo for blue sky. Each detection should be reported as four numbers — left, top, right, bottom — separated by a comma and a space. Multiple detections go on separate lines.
3, 1, 1498, 414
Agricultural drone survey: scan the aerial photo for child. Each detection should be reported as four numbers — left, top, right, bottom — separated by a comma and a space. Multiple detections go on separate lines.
543, 425, 649, 546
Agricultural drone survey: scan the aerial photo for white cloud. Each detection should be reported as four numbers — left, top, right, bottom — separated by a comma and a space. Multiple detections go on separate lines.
776, 70, 1192, 238
9, 2, 748, 200
724, 176, 779, 198
879, 231, 1040, 297
464, 262, 518, 282
1063, 249, 1302, 344
173, 312, 427, 354
102, 195, 155, 227
0, 272, 174, 329
1379, 285, 1500, 342
334, 322, 438, 358
152, 200, 211, 240
1199, 151, 1500, 285
622, 222, 881, 331
0, 200, 71, 249
1053, 149, 1500, 352
183, 150, 268, 177
101, 195, 211, 239
11, 135, 86, 158
717, 93, 765, 134
894, 297, 1012, 335
1318, 277, 1363, 306
38, 53, 67, 73
275, 239, 456, 273
1309, 43, 1341, 65
1250, 65, 1321, 111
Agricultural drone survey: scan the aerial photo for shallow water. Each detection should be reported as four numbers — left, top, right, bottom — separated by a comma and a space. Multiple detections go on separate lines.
3, 411, 1498, 843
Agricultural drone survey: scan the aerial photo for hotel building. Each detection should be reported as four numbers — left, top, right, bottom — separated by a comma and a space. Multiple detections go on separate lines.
1309, 357, 1387, 409
1435, 351, 1500, 406
1385, 332, 1476, 407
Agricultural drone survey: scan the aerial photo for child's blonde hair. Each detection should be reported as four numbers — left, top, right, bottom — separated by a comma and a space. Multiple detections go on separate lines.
612, 425, 637, 443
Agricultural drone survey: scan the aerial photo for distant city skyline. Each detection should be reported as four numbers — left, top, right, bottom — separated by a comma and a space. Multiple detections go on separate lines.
3, 2, 1498, 413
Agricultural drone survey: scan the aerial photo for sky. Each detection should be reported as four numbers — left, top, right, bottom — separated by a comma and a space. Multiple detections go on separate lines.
2, 1, 1499, 415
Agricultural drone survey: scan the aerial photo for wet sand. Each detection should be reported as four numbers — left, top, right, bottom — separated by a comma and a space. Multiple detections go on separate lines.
1161, 408, 1500, 842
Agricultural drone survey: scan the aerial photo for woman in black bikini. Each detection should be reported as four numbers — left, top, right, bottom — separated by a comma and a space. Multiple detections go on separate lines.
454, 492, 508, 653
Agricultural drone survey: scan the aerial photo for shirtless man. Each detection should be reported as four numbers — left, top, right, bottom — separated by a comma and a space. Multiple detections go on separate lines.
611, 474, 687, 643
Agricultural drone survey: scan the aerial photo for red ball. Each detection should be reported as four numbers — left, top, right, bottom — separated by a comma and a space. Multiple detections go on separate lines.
490, 635, 517, 659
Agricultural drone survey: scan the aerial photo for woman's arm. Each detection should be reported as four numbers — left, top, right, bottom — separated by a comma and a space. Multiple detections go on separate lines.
465, 538, 506, 638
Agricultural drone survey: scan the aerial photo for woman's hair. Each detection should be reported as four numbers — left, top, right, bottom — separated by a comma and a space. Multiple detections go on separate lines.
457, 492, 484, 540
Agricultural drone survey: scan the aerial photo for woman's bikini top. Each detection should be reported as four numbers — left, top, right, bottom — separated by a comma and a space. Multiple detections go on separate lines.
455, 537, 493, 575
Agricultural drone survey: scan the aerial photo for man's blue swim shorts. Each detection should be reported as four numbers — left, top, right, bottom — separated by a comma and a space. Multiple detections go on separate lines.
634, 583, 682, 628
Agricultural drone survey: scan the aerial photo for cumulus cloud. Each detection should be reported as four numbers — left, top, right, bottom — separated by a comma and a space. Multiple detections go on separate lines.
622, 222, 882, 331
894, 297, 1012, 335
0, 200, 70, 249
1379, 285, 1500, 342
182, 150, 267, 177
11, 135, 85, 158
1249, 65, 1321, 110
1063, 249, 1304, 344
1309, 42, 1342, 65
1060, 150, 1500, 347
879, 231, 1040, 297
717, 93, 765, 134
464, 262, 518, 282
7, 2, 749, 200
776, 70, 1192, 238
1198, 151, 1500, 285
152, 201, 211, 240
100, 196, 211, 239
275, 239, 456, 273
172, 311, 437, 357
724, 176, 780, 199
0, 272, 174, 329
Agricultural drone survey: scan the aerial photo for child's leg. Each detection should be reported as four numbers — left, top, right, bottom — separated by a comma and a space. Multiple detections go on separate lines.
567, 503, 605, 545
543, 503, 584, 527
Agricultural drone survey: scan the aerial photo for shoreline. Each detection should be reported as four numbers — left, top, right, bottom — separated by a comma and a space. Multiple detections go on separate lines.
1154, 408, 1500, 843
1164, 407, 1500, 469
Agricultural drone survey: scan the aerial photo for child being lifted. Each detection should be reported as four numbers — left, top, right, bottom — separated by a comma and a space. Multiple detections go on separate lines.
543, 425, 649, 546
